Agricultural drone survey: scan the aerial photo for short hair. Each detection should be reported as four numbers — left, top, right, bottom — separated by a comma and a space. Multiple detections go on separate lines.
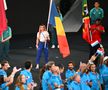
24, 61, 32, 69
94, 0, 100, 4
68, 61, 74, 65
1, 60, 9, 67
57, 63, 64, 69
95, 18, 102, 22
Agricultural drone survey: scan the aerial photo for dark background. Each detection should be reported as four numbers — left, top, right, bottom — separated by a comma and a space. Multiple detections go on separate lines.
6, 0, 49, 35
6, 0, 108, 35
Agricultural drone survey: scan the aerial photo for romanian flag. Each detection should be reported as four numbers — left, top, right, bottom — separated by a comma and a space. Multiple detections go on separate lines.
0, 0, 7, 36
82, 0, 91, 44
48, 0, 70, 58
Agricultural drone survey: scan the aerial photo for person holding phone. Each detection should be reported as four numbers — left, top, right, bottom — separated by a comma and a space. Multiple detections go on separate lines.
35, 24, 50, 69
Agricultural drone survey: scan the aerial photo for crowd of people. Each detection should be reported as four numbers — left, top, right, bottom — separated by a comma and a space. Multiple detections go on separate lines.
0, 0, 108, 90
38, 54, 108, 90
0, 60, 37, 90
0, 53, 108, 90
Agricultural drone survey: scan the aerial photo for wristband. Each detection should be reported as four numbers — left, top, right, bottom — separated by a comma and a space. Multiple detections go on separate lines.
88, 60, 94, 64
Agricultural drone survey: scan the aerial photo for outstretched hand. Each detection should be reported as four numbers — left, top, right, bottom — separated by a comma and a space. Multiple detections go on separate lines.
12, 67, 21, 74
90, 55, 97, 62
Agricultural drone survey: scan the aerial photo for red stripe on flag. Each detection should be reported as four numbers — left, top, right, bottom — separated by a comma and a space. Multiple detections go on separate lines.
83, 18, 91, 44
0, 0, 7, 36
57, 35, 70, 58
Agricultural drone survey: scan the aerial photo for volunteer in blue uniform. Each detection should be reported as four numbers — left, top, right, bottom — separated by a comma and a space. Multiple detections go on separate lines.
78, 63, 91, 90
65, 61, 75, 89
0, 60, 21, 90
42, 61, 55, 90
69, 74, 81, 90
20, 61, 35, 90
99, 56, 108, 90
89, 64, 102, 90
48, 66, 64, 90
35, 24, 50, 69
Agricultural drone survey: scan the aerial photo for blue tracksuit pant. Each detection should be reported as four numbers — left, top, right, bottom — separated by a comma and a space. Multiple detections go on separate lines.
36, 42, 48, 64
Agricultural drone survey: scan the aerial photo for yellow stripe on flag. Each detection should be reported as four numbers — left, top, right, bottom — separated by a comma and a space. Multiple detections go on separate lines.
55, 17, 70, 58
55, 17, 65, 36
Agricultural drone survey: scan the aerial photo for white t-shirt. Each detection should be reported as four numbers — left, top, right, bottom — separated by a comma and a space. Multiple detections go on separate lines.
37, 31, 49, 42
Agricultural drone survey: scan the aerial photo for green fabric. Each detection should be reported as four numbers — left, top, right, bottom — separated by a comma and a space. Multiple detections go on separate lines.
90, 7, 104, 24
0, 37, 1, 42
49, 25, 58, 45
0, 41, 10, 60
3, 27, 12, 40
82, 0, 89, 18
0, 26, 11, 60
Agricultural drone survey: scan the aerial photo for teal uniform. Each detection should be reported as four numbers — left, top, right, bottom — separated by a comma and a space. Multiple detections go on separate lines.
88, 72, 101, 90
42, 70, 52, 90
20, 69, 33, 86
48, 74, 64, 90
65, 69, 75, 89
0, 69, 9, 90
0, 26, 12, 60
90, 7, 104, 24
15, 85, 28, 90
99, 64, 108, 90
79, 72, 91, 90
0, 83, 9, 90
69, 81, 81, 90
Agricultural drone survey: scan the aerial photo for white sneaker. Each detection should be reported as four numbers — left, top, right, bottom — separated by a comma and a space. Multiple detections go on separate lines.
35, 64, 39, 69
57, 45, 59, 48
51, 45, 55, 48
0, 64, 1, 68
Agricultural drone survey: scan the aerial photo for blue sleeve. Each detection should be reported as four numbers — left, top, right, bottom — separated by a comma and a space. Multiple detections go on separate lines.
65, 71, 69, 79
0, 70, 7, 77
99, 64, 104, 73
1, 83, 9, 89
15, 86, 20, 90
99, 74, 103, 84
26, 76, 33, 85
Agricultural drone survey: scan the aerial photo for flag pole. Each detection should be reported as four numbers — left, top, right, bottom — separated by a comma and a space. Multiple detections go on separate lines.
47, 0, 53, 31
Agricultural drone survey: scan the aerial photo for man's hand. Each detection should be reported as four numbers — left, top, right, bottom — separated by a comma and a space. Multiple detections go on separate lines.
12, 67, 21, 74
